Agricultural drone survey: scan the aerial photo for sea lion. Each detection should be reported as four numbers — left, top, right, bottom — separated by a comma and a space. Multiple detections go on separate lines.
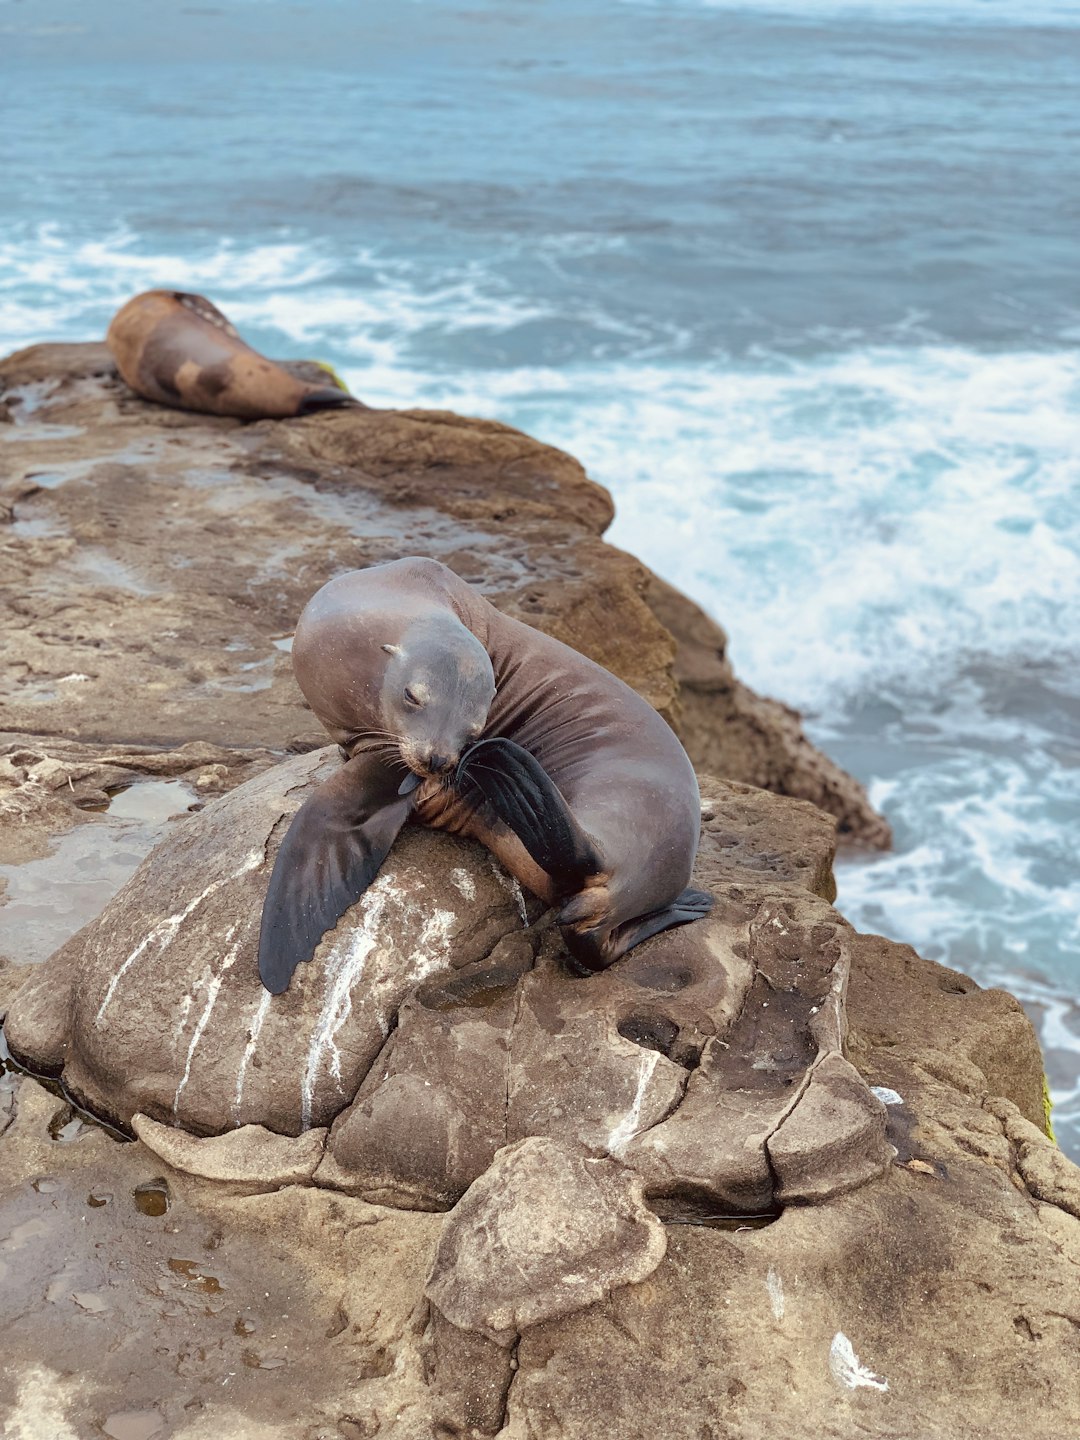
106, 290, 362, 420
258, 556, 711, 994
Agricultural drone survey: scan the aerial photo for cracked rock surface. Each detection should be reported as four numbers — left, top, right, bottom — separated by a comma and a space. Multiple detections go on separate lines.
2, 805, 1079, 1438
5, 749, 533, 1138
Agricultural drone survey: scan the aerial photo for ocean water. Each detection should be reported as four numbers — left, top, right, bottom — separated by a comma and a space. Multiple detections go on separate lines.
2, 0, 1078, 1155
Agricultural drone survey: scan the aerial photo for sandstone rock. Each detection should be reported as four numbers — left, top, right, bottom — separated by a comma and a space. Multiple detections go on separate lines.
2, 339, 1077, 1440
767, 1052, 890, 1203
986, 1096, 1080, 1220
420, 1135, 667, 1433
0, 732, 277, 865
425, 1136, 667, 1345
0, 340, 886, 845
0, 1078, 443, 1439
4, 749, 528, 1138
499, 1136, 1080, 1440
131, 1112, 328, 1194
7, 756, 888, 1226
845, 929, 1048, 1134
2, 765, 1078, 1439
646, 573, 893, 847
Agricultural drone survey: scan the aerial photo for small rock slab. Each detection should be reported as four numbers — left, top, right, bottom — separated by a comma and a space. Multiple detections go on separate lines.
132, 1113, 327, 1193
425, 1136, 667, 1346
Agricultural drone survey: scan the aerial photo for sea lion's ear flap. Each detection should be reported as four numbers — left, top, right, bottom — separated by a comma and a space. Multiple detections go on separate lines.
381, 643, 404, 657
257, 754, 413, 995
456, 737, 603, 885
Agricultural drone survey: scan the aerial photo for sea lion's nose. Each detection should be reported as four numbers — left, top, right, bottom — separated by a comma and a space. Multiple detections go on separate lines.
426, 752, 454, 774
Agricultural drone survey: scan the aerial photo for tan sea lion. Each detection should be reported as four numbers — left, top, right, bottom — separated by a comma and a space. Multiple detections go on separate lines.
258, 556, 712, 993
106, 290, 362, 419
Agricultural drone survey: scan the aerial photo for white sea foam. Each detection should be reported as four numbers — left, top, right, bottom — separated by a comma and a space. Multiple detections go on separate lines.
0, 226, 335, 353
335, 343, 1080, 724
837, 742, 1080, 1147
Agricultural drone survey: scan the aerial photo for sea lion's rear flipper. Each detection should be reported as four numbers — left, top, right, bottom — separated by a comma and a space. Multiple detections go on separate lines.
562, 887, 714, 974
258, 755, 413, 995
612, 886, 714, 952
296, 388, 363, 415
456, 737, 603, 885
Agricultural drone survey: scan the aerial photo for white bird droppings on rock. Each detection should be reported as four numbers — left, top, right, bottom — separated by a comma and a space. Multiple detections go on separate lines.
94, 848, 262, 1026
301, 882, 393, 1130
829, 1332, 889, 1392
488, 855, 529, 925
766, 1266, 785, 1321
871, 1086, 904, 1106
607, 1050, 661, 1155
173, 925, 244, 1118
449, 867, 477, 902
233, 989, 273, 1120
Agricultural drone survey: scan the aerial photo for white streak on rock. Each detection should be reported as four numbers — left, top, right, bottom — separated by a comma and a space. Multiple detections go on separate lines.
300, 882, 394, 1131
608, 1050, 661, 1154
766, 1267, 785, 1321
95, 849, 262, 1026
488, 856, 528, 924
418, 907, 456, 957
9, 1365, 79, 1440
301, 880, 460, 1131
173, 926, 243, 1118
829, 1332, 888, 1392
871, 1086, 903, 1106
449, 867, 477, 902
233, 989, 273, 1120
173, 993, 192, 1040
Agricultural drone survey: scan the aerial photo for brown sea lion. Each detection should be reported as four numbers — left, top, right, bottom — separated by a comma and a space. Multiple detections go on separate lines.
106, 290, 362, 419
258, 556, 711, 994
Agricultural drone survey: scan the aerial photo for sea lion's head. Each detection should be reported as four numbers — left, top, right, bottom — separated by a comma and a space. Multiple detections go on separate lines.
379, 612, 496, 780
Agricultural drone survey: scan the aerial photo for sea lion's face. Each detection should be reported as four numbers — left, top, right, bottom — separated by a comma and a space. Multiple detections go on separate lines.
380, 614, 496, 780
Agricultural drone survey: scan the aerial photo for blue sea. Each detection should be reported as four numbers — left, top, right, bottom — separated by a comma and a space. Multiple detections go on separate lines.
3, 0, 1079, 1155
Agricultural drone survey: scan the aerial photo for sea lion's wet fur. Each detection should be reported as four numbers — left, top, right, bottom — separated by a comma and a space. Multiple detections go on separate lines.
258, 557, 711, 992
107, 290, 361, 420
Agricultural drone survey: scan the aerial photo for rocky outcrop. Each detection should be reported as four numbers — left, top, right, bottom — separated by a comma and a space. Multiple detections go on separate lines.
646, 574, 893, 847
1, 340, 1077, 1440
1, 803, 1077, 1439
4, 751, 890, 1225
0, 340, 886, 844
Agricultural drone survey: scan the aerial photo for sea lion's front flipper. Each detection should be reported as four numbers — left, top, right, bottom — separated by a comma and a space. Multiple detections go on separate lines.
456, 737, 602, 885
258, 755, 413, 995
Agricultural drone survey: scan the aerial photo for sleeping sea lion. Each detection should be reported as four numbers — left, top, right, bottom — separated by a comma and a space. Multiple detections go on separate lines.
258, 556, 712, 994
106, 290, 362, 420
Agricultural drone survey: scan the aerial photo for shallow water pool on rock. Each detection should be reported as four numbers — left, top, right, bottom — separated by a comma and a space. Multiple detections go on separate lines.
0, 779, 197, 968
